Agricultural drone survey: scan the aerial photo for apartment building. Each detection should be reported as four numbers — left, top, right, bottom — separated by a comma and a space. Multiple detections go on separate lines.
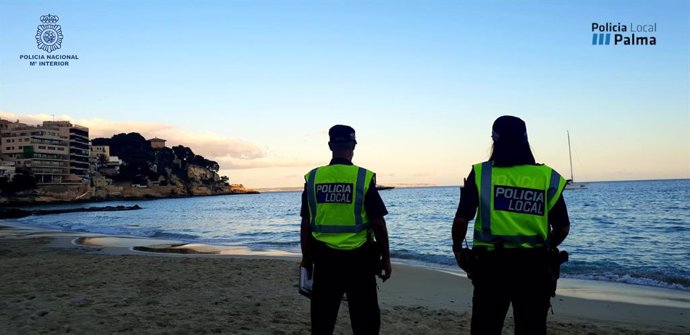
89, 144, 122, 176
0, 120, 71, 184
43, 121, 90, 179
0, 160, 15, 180
0, 119, 91, 184
90, 145, 110, 159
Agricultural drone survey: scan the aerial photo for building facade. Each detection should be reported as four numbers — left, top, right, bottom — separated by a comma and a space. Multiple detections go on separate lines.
43, 121, 90, 180
0, 160, 16, 180
0, 119, 90, 184
90, 145, 110, 159
148, 137, 166, 149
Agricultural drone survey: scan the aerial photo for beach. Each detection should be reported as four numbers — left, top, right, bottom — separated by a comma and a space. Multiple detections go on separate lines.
1, 225, 688, 335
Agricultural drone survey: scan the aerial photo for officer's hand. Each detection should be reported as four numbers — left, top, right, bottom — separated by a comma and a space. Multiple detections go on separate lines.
453, 250, 463, 268
454, 248, 476, 278
378, 259, 392, 282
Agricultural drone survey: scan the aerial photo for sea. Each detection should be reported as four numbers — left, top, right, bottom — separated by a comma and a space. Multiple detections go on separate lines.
4, 179, 689, 292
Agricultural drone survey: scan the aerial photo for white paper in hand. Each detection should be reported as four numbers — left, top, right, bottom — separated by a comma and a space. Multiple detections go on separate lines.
299, 266, 313, 298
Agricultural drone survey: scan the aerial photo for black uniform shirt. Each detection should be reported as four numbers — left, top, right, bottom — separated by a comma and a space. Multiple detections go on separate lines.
300, 158, 388, 220
456, 168, 570, 230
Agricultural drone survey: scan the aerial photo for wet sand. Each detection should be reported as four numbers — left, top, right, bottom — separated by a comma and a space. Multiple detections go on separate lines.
0, 225, 688, 334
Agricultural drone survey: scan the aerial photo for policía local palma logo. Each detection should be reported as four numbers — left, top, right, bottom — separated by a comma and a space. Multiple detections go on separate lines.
591, 22, 657, 46
35, 14, 63, 53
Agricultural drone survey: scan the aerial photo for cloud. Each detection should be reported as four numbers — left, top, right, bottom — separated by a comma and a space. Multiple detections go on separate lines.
152, 131, 266, 160
0, 111, 314, 170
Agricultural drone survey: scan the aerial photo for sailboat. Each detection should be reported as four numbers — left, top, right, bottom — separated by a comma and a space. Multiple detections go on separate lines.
564, 131, 587, 190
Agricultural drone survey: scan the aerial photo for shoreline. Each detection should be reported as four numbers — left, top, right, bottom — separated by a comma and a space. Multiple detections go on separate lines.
1, 223, 689, 334
5, 221, 690, 300
0, 189, 260, 208
4, 220, 690, 296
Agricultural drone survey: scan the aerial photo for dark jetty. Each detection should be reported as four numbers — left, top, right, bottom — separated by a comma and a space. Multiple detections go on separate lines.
0, 205, 143, 219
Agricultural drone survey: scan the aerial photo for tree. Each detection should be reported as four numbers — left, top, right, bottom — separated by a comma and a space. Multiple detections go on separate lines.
104, 133, 154, 182
92, 133, 223, 188
97, 154, 108, 168
0, 172, 37, 195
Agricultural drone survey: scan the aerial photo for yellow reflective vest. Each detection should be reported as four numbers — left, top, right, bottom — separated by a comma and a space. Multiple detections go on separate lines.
305, 164, 374, 250
473, 161, 566, 249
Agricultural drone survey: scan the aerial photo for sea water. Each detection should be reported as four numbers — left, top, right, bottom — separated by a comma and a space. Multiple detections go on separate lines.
6, 179, 689, 291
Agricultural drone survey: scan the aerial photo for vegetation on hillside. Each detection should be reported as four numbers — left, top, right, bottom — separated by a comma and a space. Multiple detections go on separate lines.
91, 133, 224, 186
0, 168, 36, 195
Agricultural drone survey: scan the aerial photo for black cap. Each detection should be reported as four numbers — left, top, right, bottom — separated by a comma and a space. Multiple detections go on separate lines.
328, 124, 357, 149
492, 115, 528, 142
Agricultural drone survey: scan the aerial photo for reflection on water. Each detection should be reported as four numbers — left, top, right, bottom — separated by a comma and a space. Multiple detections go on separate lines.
76, 236, 298, 257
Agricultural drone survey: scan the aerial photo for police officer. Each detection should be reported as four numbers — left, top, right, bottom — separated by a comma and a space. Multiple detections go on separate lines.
452, 116, 571, 335
300, 124, 392, 335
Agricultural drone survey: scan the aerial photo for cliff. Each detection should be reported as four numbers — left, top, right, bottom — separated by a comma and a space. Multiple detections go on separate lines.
0, 170, 257, 206
0, 132, 258, 205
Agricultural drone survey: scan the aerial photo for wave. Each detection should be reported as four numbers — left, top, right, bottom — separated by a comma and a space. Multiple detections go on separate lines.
246, 241, 301, 251
30, 220, 203, 243
567, 273, 690, 291
149, 231, 200, 241
30, 220, 146, 237
389, 250, 690, 291
390, 250, 456, 267
255, 240, 300, 247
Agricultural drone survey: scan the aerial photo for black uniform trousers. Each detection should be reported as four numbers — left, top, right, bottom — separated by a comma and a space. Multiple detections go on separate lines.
470, 248, 552, 335
311, 242, 380, 335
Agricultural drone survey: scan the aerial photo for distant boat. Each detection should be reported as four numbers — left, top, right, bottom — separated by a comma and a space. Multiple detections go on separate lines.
565, 131, 587, 190
376, 185, 395, 191
565, 181, 587, 190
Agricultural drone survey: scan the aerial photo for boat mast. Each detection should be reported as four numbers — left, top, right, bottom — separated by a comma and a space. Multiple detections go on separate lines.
567, 131, 574, 181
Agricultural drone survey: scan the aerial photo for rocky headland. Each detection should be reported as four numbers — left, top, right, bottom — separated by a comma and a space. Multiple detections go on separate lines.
0, 132, 258, 206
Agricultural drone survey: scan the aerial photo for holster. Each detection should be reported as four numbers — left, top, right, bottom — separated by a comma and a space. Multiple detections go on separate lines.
547, 248, 569, 297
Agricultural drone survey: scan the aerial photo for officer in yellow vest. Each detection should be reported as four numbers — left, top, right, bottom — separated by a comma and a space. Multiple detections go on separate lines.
452, 116, 571, 335
300, 125, 392, 335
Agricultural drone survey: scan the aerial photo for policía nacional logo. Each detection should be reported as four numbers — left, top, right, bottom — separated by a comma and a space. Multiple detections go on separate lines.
35, 14, 63, 53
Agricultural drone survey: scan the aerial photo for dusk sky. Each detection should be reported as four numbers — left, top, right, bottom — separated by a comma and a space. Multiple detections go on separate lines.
1, 1, 688, 188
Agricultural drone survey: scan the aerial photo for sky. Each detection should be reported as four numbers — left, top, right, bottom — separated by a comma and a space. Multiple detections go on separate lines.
1, 0, 688, 189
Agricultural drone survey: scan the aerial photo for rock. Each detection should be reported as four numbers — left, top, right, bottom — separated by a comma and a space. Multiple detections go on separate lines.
0, 205, 143, 219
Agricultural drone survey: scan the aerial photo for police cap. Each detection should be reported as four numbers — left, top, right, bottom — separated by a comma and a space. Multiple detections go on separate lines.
328, 125, 357, 149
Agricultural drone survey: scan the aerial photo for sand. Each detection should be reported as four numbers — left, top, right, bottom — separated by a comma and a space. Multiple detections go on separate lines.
0, 225, 688, 335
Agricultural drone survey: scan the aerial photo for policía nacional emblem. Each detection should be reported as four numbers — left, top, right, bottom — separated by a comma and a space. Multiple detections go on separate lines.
35, 14, 63, 53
